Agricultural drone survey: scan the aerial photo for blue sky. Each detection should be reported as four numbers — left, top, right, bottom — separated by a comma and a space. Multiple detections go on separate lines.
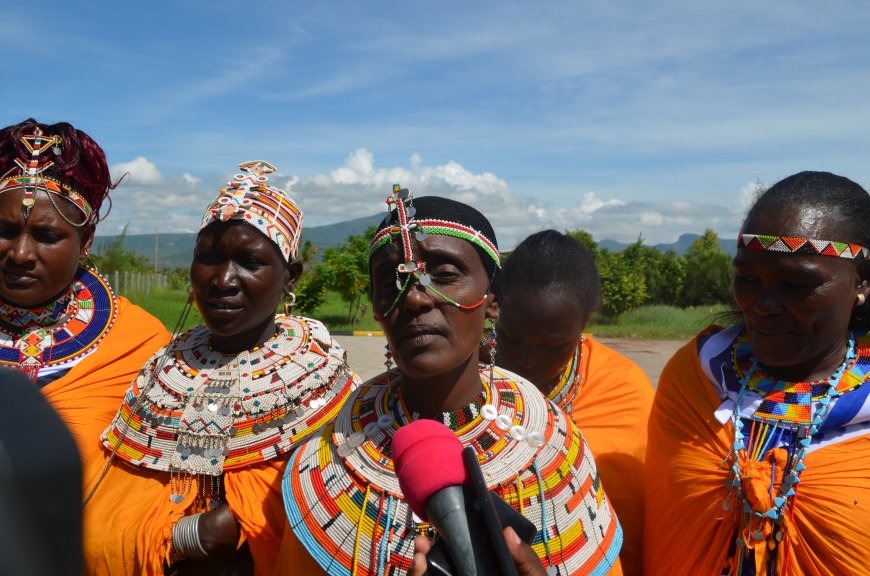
3, 1, 869, 246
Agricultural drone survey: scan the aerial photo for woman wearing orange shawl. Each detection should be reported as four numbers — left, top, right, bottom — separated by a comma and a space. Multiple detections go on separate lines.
87, 161, 358, 575
645, 171, 870, 575
495, 230, 653, 576
0, 119, 169, 500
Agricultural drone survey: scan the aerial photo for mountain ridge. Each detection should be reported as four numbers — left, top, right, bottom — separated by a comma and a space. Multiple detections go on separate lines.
94, 216, 735, 268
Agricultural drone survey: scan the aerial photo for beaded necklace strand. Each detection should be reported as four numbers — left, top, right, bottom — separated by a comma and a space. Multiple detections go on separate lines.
547, 337, 584, 414
724, 335, 856, 571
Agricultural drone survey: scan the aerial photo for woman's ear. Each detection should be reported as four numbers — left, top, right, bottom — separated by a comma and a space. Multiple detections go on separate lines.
284, 260, 303, 294
485, 292, 499, 322
79, 223, 96, 260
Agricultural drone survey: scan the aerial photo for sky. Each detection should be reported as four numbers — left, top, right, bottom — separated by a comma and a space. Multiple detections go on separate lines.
3, 1, 869, 247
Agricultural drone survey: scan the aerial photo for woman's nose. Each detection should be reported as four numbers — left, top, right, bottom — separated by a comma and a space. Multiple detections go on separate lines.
7, 235, 36, 265
212, 261, 240, 290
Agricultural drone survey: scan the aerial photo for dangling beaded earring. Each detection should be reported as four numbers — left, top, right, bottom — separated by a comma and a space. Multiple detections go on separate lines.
384, 343, 395, 375
487, 318, 497, 383
284, 292, 297, 316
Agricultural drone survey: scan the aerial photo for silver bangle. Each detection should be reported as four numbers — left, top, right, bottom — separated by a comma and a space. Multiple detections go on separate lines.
172, 512, 209, 559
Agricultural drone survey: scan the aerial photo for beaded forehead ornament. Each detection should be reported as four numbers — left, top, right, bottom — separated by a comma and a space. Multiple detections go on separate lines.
369, 185, 501, 316
738, 233, 869, 260
200, 160, 303, 262
0, 127, 93, 225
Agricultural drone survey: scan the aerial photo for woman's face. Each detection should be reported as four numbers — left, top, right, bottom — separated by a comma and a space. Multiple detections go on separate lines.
733, 206, 869, 379
370, 235, 497, 380
0, 189, 93, 307
496, 285, 586, 392
191, 221, 299, 352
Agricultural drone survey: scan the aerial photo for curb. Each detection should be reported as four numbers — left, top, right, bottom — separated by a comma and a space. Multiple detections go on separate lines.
332, 330, 385, 337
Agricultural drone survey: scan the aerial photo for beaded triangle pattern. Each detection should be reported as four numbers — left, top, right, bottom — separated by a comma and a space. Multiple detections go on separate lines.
0, 267, 116, 377
102, 315, 358, 476
737, 233, 868, 260
731, 331, 870, 425
283, 366, 622, 576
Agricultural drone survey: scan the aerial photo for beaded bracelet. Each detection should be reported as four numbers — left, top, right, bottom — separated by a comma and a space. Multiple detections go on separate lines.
171, 513, 209, 559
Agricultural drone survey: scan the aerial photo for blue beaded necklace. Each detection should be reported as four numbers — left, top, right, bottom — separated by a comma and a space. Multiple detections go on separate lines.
724, 334, 856, 567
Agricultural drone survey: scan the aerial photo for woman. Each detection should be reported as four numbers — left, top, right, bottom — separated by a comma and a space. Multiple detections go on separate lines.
0, 119, 169, 483
278, 187, 623, 575
645, 171, 870, 575
88, 161, 358, 575
496, 230, 653, 576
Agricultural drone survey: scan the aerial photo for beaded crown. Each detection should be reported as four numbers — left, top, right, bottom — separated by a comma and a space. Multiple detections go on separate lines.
200, 161, 303, 262
0, 127, 93, 222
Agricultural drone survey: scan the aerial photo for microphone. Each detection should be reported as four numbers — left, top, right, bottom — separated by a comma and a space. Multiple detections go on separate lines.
393, 419, 533, 576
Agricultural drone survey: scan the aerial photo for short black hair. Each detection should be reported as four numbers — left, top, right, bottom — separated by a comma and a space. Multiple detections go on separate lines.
744, 171, 870, 247
502, 230, 601, 323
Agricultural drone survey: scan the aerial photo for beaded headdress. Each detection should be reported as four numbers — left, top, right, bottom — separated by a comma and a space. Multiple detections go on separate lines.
0, 126, 93, 224
369, 186, 501, 315
738, 233, 868, 260
200, 161, 303, 262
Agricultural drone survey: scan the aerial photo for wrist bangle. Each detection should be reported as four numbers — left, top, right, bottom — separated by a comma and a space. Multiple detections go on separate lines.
171, 512, 208, 559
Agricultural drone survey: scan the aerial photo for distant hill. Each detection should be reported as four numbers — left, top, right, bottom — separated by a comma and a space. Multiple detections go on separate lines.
598, 233, 737, 256
93, 213, 385, 269
95, 220, 734, 268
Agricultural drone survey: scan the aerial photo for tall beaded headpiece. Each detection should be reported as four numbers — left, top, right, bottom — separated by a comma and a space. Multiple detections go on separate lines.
369, 185, 501, 316
200, 160, 303, 262
738, 233, 869, 260
0, 127, 93, 225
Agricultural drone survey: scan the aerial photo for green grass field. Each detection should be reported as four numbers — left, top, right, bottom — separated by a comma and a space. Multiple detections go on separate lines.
589, 304, 732, 339
128, 287, 730, 339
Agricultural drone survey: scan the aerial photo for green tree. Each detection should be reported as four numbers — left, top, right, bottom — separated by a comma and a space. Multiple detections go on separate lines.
597, 250, 647, 317
314, 226, 375, 325
91, 225, 152, 274
621, 237, 685, 306
565, 228, 599, 259
681, 229, 732, 306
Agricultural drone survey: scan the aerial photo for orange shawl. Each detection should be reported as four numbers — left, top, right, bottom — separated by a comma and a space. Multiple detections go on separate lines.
645, 334, 870, 575
40, 296, 170, 494
569, 336, 653, 576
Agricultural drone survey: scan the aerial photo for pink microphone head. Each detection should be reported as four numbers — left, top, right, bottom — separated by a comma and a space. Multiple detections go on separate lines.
392, 419, 467, 521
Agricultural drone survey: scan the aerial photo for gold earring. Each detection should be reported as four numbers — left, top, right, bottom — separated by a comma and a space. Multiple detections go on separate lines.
857, 293, 866, 306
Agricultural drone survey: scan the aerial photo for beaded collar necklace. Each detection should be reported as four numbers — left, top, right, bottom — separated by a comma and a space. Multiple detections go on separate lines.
547, 337, 584, 414
408, 385, 489, 429
0, 267, 116, 382
724, 333, 857, 559
0, 290, 74, 330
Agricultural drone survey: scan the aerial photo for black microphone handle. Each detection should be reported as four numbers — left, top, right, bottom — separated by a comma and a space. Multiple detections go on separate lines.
425, 485, 501, 576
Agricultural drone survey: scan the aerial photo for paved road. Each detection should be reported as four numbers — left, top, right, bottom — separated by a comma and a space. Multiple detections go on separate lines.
334, 334, 686, 386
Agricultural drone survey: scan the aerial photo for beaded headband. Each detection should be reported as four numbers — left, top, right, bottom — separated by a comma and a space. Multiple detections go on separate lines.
200, 160, 303, 262
0, 127, 93, 225
738, 233, 869, 260
369, 185, 501, 315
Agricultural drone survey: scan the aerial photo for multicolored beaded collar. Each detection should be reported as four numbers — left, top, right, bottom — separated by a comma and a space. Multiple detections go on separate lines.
0, 127, 93, 224
547, 337, 584, 414
738, 233, 868, 260
200, 161, 303, 262
283, 366, 623, 576
723, 330, 868, 570
0, 267, 116, 382
369, 185, 501, 316
102, 315, 357, 507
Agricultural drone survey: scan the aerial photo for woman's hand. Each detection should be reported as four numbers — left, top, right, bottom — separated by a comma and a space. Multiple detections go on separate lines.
408, 526, 547, 576
196, 503, 241, 555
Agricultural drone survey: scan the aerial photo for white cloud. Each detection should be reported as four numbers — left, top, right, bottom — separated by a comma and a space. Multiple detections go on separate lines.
181, 172, 200, 187
97, 151, 748, 248
110, 157, 163, 186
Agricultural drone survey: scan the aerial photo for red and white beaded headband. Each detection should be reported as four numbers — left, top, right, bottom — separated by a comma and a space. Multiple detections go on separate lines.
738, 233, 868, 260
0, 127, 93, 225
